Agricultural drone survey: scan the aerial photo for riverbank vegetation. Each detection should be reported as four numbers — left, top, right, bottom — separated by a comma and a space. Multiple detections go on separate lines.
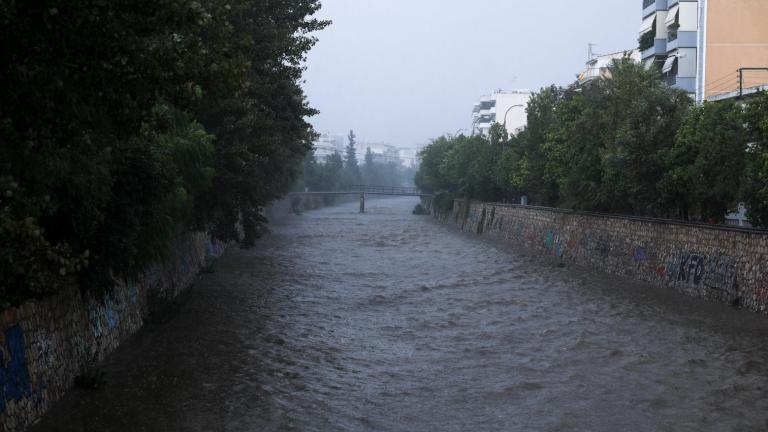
416, 58, 768, 226
0, 1, 328, 304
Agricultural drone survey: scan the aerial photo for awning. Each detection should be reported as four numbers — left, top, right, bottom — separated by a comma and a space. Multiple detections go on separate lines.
640, 15, 656, 34
665, 5, 679, 26
662, 55, 677, 73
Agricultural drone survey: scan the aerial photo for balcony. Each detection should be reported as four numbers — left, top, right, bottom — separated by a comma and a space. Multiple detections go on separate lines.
643, 0, 667, 18
667, 31, 697, 51
673, 77, 696, 93
641, 38, 667, 59
664, 74, 695, 93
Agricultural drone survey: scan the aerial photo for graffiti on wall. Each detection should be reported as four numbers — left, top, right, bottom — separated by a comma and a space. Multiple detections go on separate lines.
0, 326, 32, 412
89, 295, 122, 339
666, 251, 739, 297
34, 331, 56, 370
578, 231, 611, 259
752, 274, 768, 308
631, 245, 647, 262
702, 254, 738, 295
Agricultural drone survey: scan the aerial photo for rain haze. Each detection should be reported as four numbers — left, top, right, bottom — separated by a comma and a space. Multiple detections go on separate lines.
11, 0, 768, 430
304, 0, 640, 150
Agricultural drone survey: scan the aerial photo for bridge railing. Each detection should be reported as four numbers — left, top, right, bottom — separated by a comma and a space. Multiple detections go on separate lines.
348, 185, 424, 195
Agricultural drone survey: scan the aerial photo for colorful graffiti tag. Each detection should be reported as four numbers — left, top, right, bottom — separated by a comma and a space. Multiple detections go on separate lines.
0, 326, 32, 412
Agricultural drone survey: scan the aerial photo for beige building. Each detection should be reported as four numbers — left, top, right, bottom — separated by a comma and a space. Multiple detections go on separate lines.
639, 0, 768, 102
703, 0, 768, 101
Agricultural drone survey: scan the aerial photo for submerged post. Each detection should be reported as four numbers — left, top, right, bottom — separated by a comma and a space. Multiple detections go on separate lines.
359, 192, 365, 213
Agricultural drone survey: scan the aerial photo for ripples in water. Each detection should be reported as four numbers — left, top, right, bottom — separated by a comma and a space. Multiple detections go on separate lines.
31, 197, 768, 432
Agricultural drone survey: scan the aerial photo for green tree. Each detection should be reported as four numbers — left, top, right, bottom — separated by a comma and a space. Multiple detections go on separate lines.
599, 58, 691, 215
738, 93, 768, 225
415, 136, 456, 193
323, 152, 344, 191
513, 86, 563, 206
363, 147, 378, 185
0, 0, 329, 302
342, 129, 361, 187
416, 59, 695, 217
659, 100, 748, 221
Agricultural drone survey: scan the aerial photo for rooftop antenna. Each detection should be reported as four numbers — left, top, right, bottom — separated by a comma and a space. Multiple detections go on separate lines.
588, 43, 598, 61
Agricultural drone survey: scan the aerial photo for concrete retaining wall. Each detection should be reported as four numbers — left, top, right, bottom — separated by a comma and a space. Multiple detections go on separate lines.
0, 232, 227, 431
449, 199, 768, 313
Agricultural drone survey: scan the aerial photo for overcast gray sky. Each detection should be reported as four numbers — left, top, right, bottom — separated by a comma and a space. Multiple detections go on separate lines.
303, 0, 639, 150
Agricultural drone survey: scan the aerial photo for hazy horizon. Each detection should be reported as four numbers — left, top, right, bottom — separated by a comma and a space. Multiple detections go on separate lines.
303, 0, 640, 150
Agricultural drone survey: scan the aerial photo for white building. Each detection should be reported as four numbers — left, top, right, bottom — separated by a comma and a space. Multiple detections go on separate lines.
398, 147, 421, 168
471, 90, 532, 137
357, 142, 402, 165
578, 49, 641, 84
312, 132, 346, 161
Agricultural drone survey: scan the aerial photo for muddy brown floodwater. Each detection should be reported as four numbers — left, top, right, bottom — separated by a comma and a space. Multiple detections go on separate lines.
31, 197, 768, 432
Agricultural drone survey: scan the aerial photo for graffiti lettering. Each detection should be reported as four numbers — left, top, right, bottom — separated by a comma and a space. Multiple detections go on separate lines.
0, 326, 32, 412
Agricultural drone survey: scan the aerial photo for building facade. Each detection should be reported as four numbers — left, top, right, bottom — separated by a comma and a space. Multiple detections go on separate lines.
578, 49, 641, 84
471, 90, 532, 137
357, 142, 402, 165
639, 0, 768, 102
312, 132, 346, 161
703, 0, 768, 101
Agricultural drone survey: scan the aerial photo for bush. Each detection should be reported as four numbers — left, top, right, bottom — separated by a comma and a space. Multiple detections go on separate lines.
412, 203, 430, 215
432, 192, 457, 215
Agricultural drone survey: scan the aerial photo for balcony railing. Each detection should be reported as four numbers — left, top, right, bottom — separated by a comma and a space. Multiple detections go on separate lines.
639, 30, 655, 51
667, 23, 679, 42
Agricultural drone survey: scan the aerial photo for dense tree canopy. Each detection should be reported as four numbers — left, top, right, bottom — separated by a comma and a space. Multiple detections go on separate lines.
0, 0, 328, 303
416, 58, 768, 226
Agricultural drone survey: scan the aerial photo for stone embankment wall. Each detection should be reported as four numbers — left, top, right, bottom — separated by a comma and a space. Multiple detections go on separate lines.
0, 232, 227, 432
447, 199, 768, 313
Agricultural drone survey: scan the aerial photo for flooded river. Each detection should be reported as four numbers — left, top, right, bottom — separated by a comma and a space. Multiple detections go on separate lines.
32, 197, 768, 431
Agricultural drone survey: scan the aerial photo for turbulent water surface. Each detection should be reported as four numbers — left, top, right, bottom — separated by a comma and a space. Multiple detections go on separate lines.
32, 197, 768, 431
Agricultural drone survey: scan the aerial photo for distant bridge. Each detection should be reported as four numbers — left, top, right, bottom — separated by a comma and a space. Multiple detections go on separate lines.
288, 185, 433, 213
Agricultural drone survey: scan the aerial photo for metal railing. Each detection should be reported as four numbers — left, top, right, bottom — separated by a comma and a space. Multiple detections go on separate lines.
348, 185, 424, 195
290, 185, 432, 196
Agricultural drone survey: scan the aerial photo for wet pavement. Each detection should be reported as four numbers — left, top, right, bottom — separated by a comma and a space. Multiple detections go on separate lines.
31, 197, 768, 431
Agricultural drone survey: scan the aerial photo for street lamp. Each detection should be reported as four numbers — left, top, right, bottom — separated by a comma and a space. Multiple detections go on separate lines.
502, 104, 525, 133
454, 128, 466, 137
471, 118, 480, 137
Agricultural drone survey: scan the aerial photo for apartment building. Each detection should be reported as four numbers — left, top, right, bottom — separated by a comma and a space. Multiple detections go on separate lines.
639, 0, 768, 102
703, 0, 768, 101
578, 49, 641, 84
471, 90, 532, 137
357, 142, 402, 165
312, 132, 346, 161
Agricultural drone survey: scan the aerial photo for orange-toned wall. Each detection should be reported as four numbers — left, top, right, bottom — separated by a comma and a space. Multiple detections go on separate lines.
704, 0, 768, 99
